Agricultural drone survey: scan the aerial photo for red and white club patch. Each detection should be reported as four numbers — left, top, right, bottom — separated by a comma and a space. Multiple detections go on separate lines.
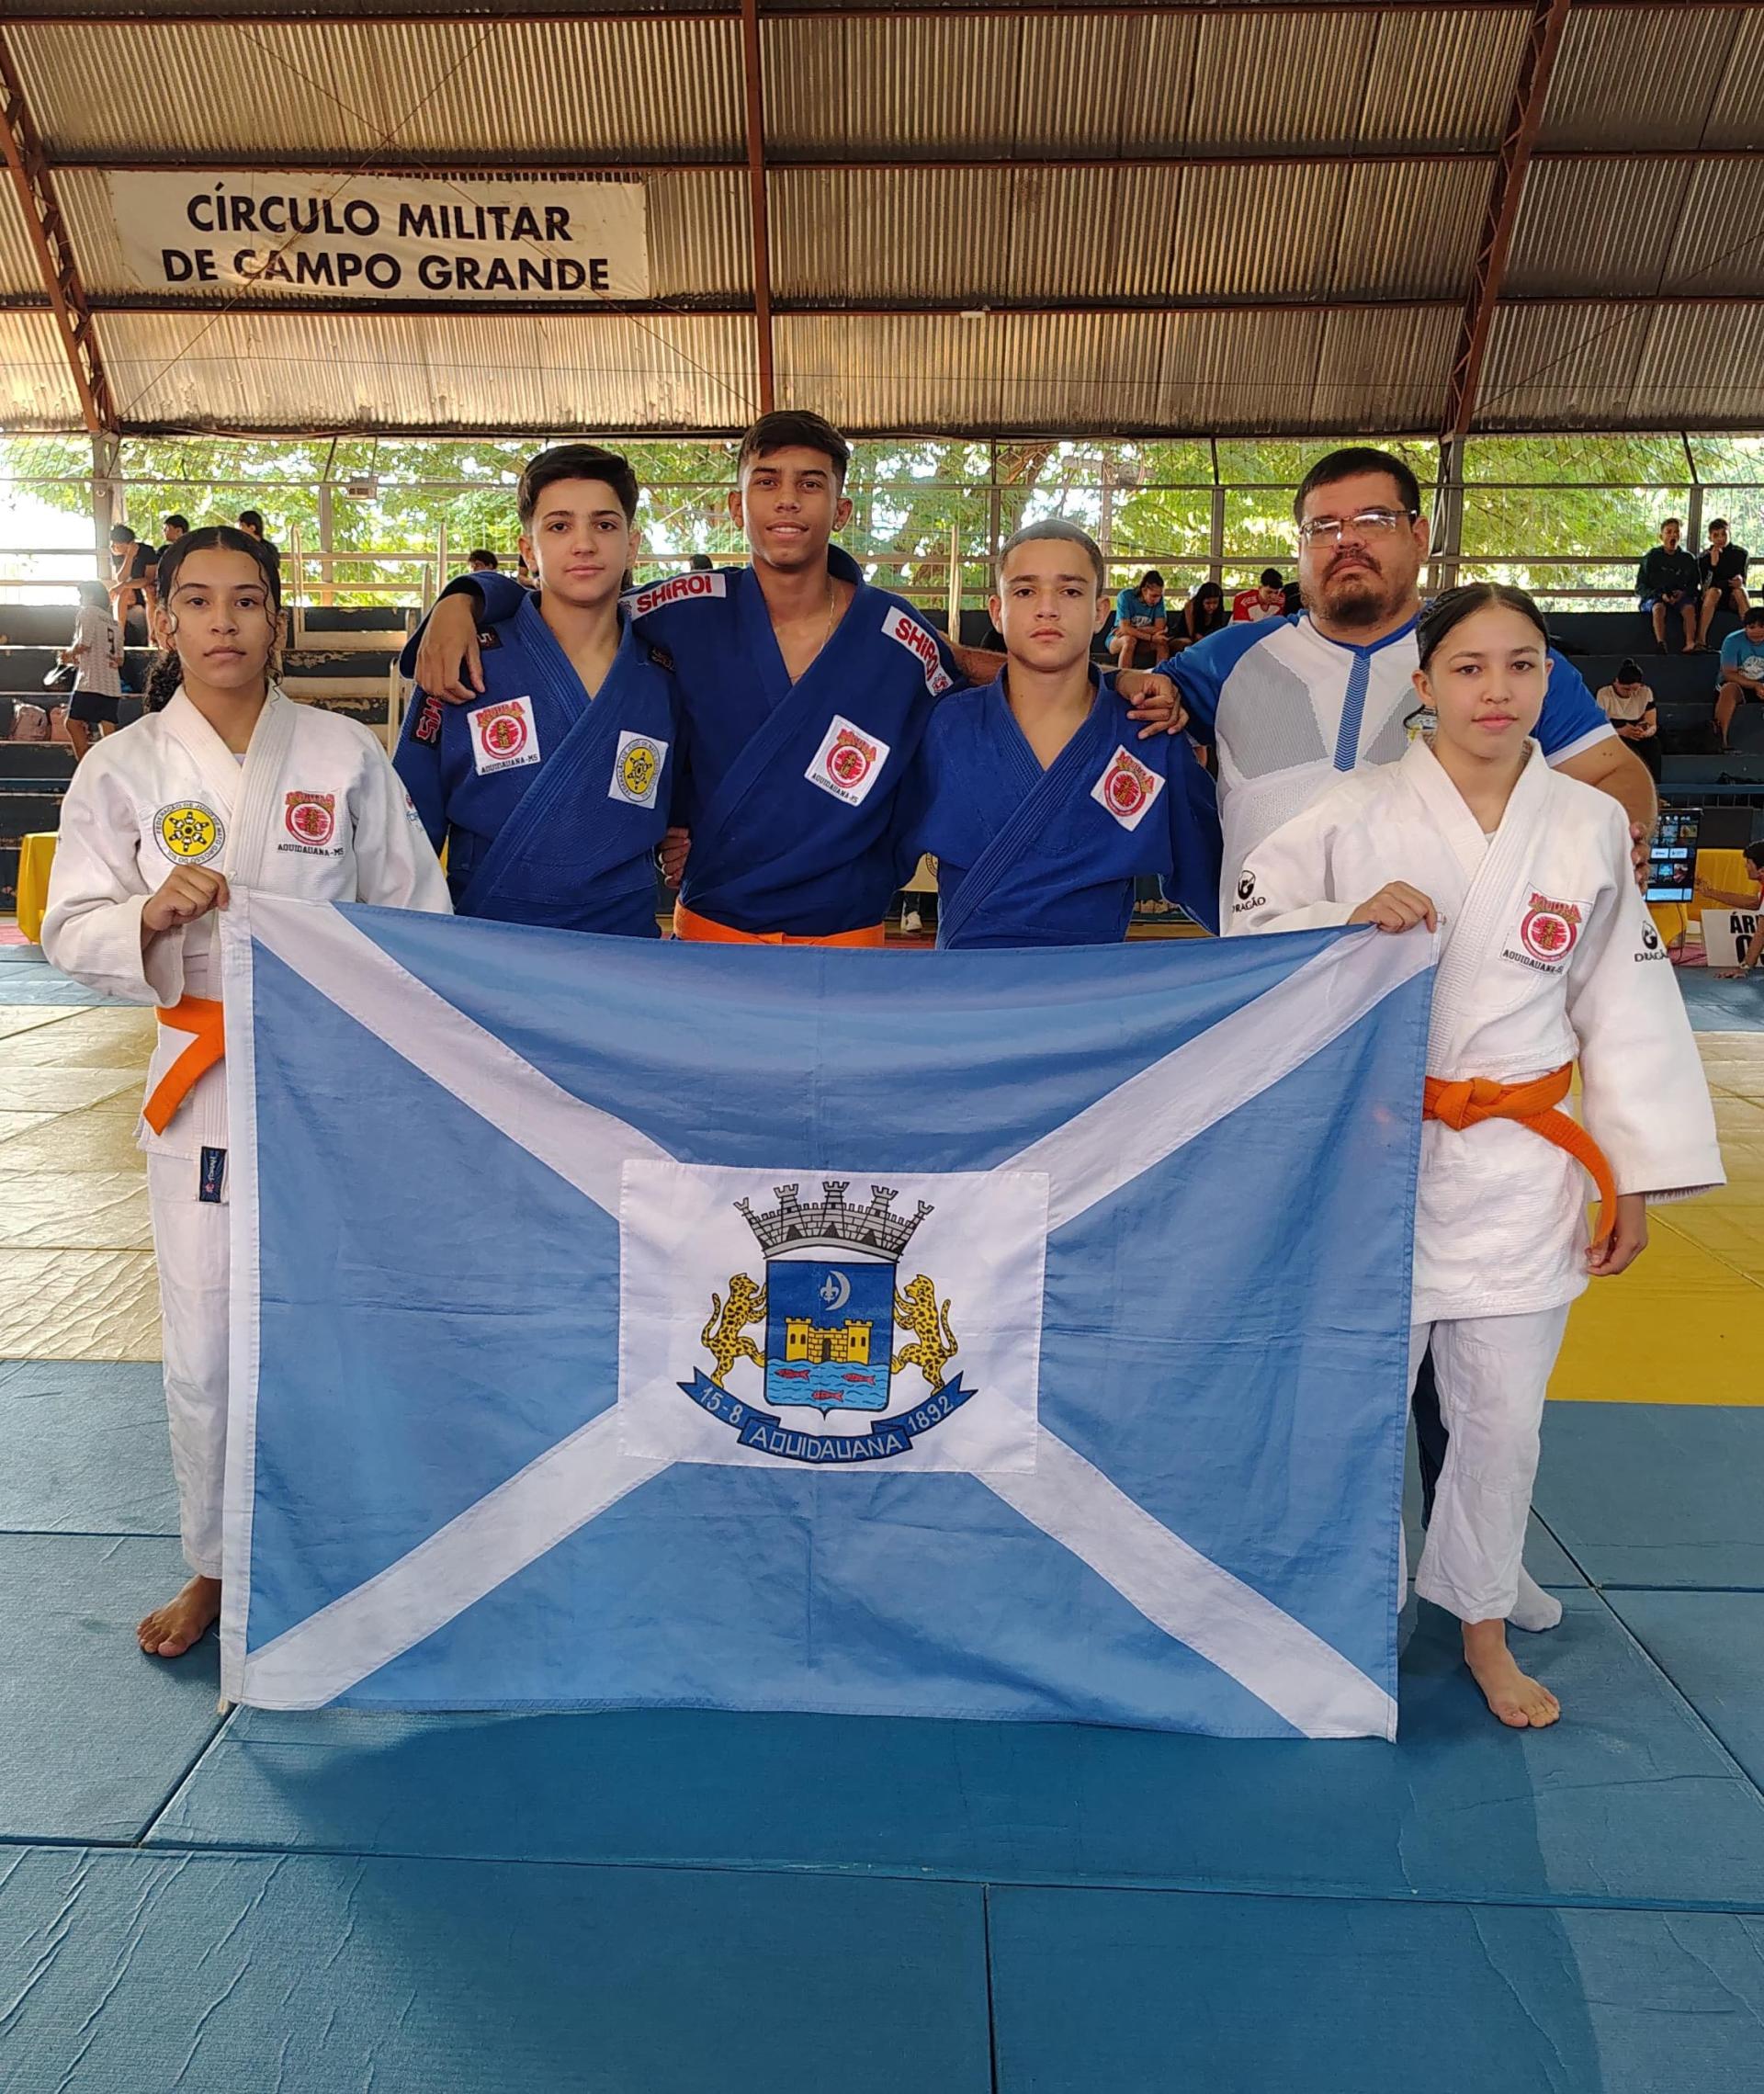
1517, 891, 1583, 966
806, 715, 891, 807
283, 790, 336, 848
468, 694, 541, 776
1090, 745, 1164, 832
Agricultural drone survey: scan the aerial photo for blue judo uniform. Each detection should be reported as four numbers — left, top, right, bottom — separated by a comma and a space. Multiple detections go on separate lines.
904, 671, 1222, 947
439, 549, 963, 938
394, 590, 678, 937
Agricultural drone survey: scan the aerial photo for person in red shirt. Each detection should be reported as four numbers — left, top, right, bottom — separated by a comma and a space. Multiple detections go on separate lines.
1232, 567, 1286, 622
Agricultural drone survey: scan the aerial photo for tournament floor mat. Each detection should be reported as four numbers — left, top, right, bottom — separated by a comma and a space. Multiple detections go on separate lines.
1607, 1590, 1764, 1794
0, 1846, 991, 2094
0, 1246, 160, 1359
1533, 1403, 1764, 1588
148, 1597, 1764, 1908
0, 961, 119, 1006
0, 1360, 177, 1536
0, 1534, 223, 1843
988, 1885, 1764, 2094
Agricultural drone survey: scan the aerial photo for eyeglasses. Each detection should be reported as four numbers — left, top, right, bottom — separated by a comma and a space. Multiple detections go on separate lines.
1296, 507, 1419, 547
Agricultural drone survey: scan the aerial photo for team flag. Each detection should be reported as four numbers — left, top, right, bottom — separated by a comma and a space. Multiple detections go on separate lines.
219, 897, 1430, 1737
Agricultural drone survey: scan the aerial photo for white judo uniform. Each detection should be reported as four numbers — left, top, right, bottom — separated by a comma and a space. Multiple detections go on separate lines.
41, 689, 450, 1575
1229, 738, 1724, 1621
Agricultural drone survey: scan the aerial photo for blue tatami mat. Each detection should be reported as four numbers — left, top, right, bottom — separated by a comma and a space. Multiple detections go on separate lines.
0, 1361, 176, 1536
0, 1846, 990, 2094
1678, 969, 1764, 1031
988, 1885, 1764, 2094
0, 952, 119, 1006
1534, 1404, 1764, 1590
1609, 1590, 1764, 1793
150, 1597, 1764, 1907
0, 1534, 222, 1843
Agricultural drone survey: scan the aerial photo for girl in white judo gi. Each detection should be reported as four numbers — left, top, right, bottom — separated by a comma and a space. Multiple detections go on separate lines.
42, 528, 451, 1660
1229, 585, 1723, 1727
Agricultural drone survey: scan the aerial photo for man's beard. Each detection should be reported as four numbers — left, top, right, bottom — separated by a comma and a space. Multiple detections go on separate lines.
1305, 559, 1406, 629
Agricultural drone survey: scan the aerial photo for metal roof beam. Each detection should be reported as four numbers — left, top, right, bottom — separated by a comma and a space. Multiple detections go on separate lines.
737, 0, 774, 414
0, 30, 112, 432
6, 1, 1758, 20
1442, 0, 1571, 442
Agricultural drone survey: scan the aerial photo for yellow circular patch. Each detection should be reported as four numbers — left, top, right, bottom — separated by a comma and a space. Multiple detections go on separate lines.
153, 801, 224, 865
619, 742, 658, 799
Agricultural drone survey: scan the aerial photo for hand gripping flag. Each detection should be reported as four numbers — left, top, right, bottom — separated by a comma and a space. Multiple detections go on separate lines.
220, 898, 1430, 1737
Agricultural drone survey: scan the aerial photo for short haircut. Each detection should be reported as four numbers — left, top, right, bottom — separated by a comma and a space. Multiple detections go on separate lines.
996, 519, 1106, 593
109, 524, 136, 544
516, 443, 639, 527
1709, 518, 1730, 534
1136, 570, 1164, 592
737, 410, 851, 489
163, 513, 189, 533
1416, 583, 1550, 671
1661, 516, 1682, 531
468, 549, 499, 568
1747, 838, 1764, 870
1293, 446, 1422, 523
1616, 658, 1643, 683
1259, 566, 1283, 588
238, 508, 265, 531
77, 579, 108, 610
1744, 606, 1764, 628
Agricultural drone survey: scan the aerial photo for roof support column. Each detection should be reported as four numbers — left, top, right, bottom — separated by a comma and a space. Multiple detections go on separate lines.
1441, 0, 1571, 442
737, 0, 776, 415
0, 32, 115, 436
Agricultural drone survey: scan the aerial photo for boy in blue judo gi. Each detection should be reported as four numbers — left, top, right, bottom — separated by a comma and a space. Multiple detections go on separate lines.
407, 413, 1186, 945
902, 521, 1220, 947
394, 443, 679, 937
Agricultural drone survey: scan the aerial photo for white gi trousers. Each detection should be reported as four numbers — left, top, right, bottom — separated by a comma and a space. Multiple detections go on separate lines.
1405, 1307, 1571, 1624
146, 1151, 228, 1579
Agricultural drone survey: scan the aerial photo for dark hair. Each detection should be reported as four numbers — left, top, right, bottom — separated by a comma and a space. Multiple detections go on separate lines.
163, 513, 189, 534
997, 519, 1106, 593
76, 579, 108, 611
1747, 838, 1764, 870
1415, 583, 1550, 671
516, 443, 639, 528
1293, 446, 1422, 524
1259, 566, 1283, 588
737, 410, 851, 489
1616, 658, 1643, 684
468, 548, 499, 568
109, 524, 136, 545
237, 508, 265, 532
1661, 516, 1682, 532
1193, 580, 1223, 605
1709, 518, 1730, 534
1746, 607, 1764, 628
688, 552, 716, 572
1136, 570, 1164, 592
145, 526, 284, 710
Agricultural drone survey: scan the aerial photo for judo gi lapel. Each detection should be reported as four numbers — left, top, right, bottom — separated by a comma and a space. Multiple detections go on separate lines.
160, 686, 297, 885
459, 605, 643, 911
937, 674, 1113, 948
1419, 738, 1555, 1062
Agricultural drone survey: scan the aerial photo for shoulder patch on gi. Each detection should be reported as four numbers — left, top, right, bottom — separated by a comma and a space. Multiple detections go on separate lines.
468, 694, 542, 776
279, 789, 339, 855
153, 800, 225, 866
880, 605, 954, 696
609, 730, 668, 809
807, 715, 890, 807
623, 572, 728, 619
645, 641, 676, 673
1091, 745, 1164, 832
1502, 889, 1585, 974
412, 694, 443, 745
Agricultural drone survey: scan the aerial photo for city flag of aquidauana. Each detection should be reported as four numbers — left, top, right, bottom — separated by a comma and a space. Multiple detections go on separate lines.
219, 897, 1431, 1738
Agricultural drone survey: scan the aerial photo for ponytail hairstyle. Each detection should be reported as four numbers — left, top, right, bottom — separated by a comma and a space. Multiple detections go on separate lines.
1415, 582, 1550, 673
147, 525, 284, 711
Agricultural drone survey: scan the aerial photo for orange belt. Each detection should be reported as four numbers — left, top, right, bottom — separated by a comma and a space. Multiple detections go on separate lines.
671, 900, 887, 949
1424, 1061, 1617, 1252
143, 994, 224, 1135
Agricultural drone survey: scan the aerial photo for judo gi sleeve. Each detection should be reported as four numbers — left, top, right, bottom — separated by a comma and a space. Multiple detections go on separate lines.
352, 744, 454, 915
1567, 810, 1724, 1203
1226, 799, 1358, 936
40, 756, 187, 1004
396, 571, 526, 680
391, 688, 448, 850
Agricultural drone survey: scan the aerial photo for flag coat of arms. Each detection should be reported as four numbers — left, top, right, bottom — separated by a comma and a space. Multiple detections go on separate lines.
220, 898, 1430, 1738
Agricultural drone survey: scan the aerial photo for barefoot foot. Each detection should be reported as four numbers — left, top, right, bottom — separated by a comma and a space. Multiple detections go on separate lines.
138, 1575, 221, 1659
1464, 1619, 1560, 1727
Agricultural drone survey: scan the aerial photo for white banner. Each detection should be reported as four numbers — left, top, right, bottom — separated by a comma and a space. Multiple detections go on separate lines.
107, 171, 649, 302
1702, 909, 1760, 968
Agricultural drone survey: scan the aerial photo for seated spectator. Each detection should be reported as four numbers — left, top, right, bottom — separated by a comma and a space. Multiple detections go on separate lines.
1232, 567, 1285, 622
1179, 580, 1227, 647
1636, 517, 1700, 653
237, 508, 280, 562
161, 513, 189, 545
1698, 518, 1749, 646
1716, 606, 1764, 748
468, 548, 500, 572
1109, 569, 1172, 671
107, 524, 156, 640
1595, 657, 1659, 780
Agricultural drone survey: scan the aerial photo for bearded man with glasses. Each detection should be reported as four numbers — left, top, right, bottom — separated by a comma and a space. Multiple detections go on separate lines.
1171, 445, 1657, 1636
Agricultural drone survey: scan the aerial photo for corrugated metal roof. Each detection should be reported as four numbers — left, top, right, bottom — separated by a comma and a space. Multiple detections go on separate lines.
1476, 300, 1654, 429
1540, 7, 1728, 152
0, 188, 47, 298
1628, 301, 1764, 428
1505, 159, 1696, 299
95, 310, 758, 431
0, 310, 85, 430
